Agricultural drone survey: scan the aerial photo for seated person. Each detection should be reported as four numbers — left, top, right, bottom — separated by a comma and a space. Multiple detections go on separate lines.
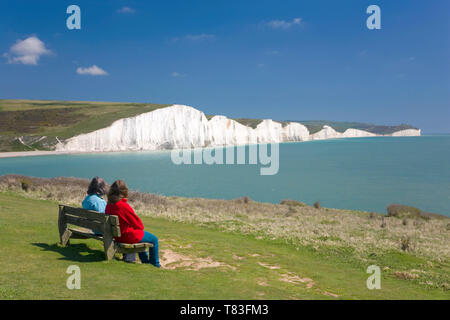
82, 176, 107, 214
105, 180, 160, 267
82, 176, 135, 263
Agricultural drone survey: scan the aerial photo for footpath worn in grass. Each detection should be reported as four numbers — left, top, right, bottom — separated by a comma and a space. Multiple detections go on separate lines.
0, 192, 448, 299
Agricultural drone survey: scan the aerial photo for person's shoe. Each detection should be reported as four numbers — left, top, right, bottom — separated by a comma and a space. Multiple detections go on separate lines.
123, 253, 136, 263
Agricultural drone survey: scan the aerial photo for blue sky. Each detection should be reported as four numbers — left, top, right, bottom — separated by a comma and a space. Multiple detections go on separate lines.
0, 0, 449, 133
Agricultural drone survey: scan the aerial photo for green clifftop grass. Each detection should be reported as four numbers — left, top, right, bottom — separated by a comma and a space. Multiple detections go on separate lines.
0, 100, 169, 151
0, 175, 448, 299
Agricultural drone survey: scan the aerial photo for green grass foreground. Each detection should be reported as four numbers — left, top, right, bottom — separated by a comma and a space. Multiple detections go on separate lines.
0, 191, 448, 300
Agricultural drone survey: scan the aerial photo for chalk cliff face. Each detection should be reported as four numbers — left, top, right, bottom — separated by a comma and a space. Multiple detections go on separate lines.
209, 116, 256, 145
342, 128, 377, 138
389, 129, 421, 136
310, 125, 342, 140
59, 105, 212, 152
56, 104, 420, 152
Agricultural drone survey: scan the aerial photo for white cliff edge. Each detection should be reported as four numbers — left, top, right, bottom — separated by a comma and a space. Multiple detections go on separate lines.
56, 104, 420, 152
388, 129, 421, 136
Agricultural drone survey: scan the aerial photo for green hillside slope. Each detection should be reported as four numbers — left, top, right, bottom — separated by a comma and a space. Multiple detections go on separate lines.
0, 100, 169, 151
0, 188, 448, 299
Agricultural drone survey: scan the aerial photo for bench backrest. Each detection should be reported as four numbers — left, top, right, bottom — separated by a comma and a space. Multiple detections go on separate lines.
58, 205, 121, 238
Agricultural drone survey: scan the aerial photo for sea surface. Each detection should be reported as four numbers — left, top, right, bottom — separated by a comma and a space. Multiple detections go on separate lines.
0, 135, 449, 216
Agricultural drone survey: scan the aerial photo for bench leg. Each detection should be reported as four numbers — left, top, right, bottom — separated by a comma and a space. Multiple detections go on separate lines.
61, 229, 72, 246
103, 216, 116, 260
103, 237, 116, 261
58, 205, 71, 246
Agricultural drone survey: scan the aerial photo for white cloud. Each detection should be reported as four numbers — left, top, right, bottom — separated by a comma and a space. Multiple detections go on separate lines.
185, 34, 216, 41
265, 50, 280, 56
265, 18, 302, 30
76, 65, 108, 76
171, 72, 186, 78
3, 36, 51, 65
117, 7, 135, 14
171, 34, 216, 43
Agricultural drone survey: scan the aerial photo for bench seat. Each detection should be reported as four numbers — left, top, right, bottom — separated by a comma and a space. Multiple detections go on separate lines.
58, 205, 153, 260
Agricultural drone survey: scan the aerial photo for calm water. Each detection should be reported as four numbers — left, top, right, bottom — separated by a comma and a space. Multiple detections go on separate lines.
0, 136, 449, 215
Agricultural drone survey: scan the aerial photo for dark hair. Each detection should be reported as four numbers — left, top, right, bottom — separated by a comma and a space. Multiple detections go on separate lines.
87, 176, 107, 196
107, 180, 129, 204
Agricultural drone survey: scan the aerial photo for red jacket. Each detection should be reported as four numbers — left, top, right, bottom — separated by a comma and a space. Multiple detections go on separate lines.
105, 198, 144, 244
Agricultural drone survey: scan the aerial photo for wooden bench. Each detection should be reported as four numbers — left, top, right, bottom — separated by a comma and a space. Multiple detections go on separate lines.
58, 205, 153, 260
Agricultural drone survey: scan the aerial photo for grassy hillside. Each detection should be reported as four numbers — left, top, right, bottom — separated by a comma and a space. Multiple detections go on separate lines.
0, 100, 169, 152
0, 175, 448, 299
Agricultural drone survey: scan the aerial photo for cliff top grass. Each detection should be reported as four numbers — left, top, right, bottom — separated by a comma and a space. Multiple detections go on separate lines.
0, 175, 448, 299
0, 99, 169, 138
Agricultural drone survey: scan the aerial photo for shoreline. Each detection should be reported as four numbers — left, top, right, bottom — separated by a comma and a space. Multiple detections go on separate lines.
0, 135, 426, 159
0, 150, 72, 159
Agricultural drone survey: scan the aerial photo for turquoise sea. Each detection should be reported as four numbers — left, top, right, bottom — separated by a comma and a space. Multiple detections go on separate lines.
0, 135, 449, 216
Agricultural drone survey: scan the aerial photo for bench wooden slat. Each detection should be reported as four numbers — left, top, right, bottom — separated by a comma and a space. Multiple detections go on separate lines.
65, 214, 105, 234
68, 228, 103, 241
115, 242, 153, 254
116, 243, 153, 249
63, 206, 106, 222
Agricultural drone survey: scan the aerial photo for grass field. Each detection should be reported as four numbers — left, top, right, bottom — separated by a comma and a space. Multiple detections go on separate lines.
0, 100, 169, 152
0, 176, 448, 299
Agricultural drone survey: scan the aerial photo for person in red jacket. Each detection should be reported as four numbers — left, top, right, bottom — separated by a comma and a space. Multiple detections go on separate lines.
105, 180, 160, 268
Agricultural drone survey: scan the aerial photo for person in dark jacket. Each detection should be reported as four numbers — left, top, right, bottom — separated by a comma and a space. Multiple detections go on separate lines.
105, 180, 160, 267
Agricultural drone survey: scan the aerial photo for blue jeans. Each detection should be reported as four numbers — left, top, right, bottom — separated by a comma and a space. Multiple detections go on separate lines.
139, 231, 160, 267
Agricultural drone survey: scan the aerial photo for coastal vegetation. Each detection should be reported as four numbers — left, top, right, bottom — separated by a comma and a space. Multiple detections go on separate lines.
0, 174, 448, 299
0, 100, 169, 151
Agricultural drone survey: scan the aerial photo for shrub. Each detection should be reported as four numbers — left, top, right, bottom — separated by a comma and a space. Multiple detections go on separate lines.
280, 199, 307, 207
401, 236, 411, 251
394, 271, 419, 280
402, 218, 408, 226
286, 206, 297, 216
369, 212, 376, 219
234, 196, 252, 204
20, 179, 31, 192
387, 204, 422, 219
313, 201, 321, 209
380, 217, 386, 228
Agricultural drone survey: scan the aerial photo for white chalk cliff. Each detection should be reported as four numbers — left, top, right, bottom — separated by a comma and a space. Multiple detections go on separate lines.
390, 129, 421, 136
56, 104, 420, 152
